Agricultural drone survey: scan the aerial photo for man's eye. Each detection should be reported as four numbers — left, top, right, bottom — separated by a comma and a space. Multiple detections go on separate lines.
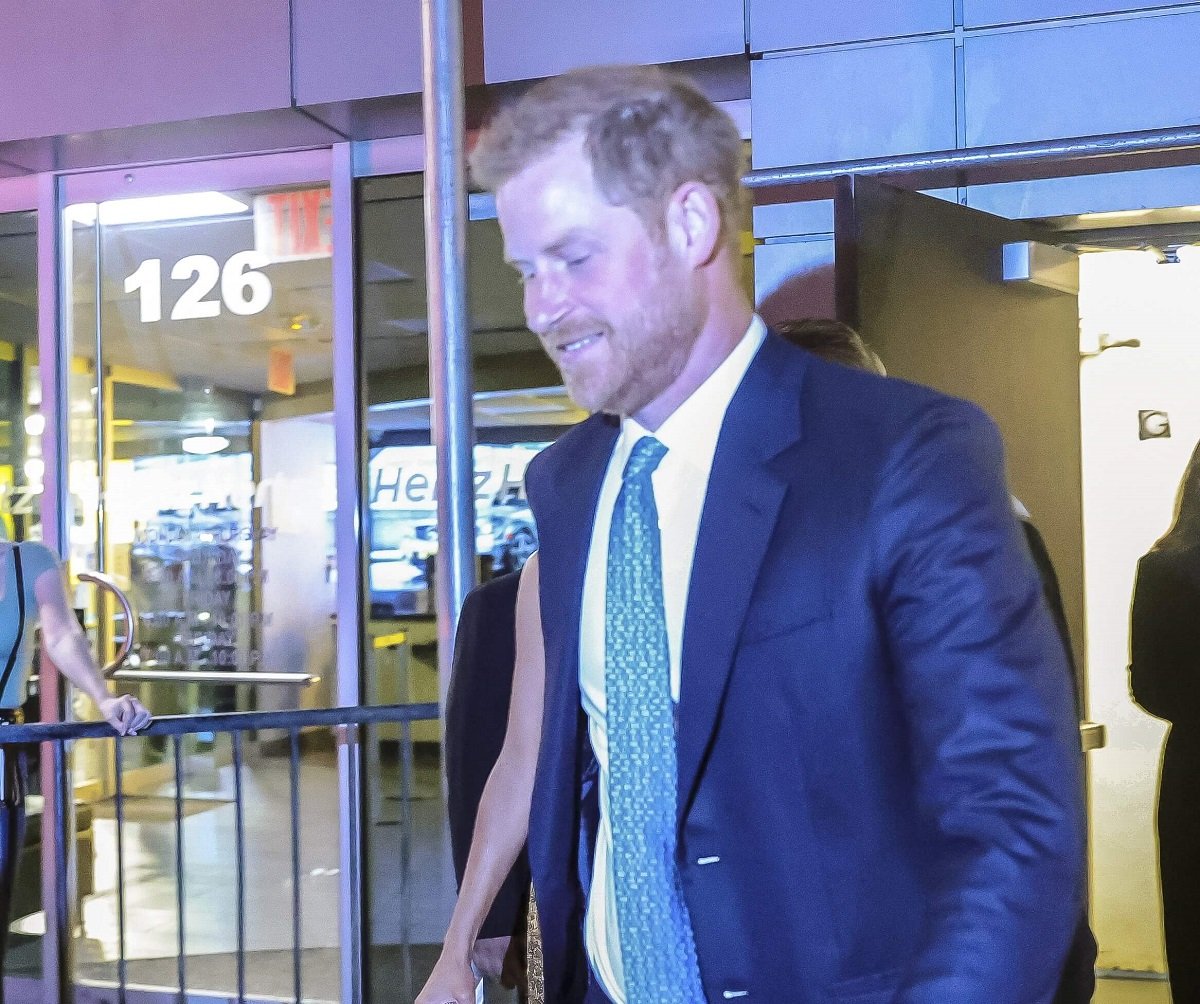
565, 254, 590, 269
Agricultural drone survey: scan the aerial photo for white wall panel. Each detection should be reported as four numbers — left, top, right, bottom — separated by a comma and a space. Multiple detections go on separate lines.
964, 13, 1200, 147
751, 39, 957, 170
484, 0, 743, 84
749, 0, 952, 54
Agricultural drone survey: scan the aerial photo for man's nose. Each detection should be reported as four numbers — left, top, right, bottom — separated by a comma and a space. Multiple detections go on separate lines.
524, 271, 568, 336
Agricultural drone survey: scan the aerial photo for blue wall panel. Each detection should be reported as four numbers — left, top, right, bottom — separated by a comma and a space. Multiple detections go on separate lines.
964, 13, 1200, 147
964, 1, 1190, 29
0, 1, 291, 141
749, 0, 953, 53
967, 165, 1200, 219
293, 0, 424, 105
754, 238, 836, 325
751, 39, 957, 169
484, 0, 744, 84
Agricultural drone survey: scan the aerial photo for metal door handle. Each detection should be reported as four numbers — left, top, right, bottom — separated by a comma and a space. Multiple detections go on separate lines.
76, 570, 135, 678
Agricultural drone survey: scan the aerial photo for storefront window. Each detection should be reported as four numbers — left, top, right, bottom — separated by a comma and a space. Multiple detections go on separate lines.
356, 173, 580, 992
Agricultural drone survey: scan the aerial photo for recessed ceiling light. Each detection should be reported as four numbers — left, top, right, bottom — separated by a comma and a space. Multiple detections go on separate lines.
181, 435, 230, 456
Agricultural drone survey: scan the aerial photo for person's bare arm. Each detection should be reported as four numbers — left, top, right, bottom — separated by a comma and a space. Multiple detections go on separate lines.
34, 563, 150, 735
417, 553, 545, 1004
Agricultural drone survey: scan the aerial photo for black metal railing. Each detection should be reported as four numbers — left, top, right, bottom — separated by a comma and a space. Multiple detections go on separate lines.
0, 702, 439, 1004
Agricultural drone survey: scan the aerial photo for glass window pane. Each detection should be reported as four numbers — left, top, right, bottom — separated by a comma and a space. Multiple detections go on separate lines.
357, 172, 581, 995
0, 210, 41, 547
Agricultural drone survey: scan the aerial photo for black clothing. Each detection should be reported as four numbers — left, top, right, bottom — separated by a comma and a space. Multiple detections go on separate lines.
1130, 545, 1200, 999
445, 571, 530, 941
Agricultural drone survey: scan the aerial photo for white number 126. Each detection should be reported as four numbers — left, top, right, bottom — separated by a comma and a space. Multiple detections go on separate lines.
124, 251, 273, 324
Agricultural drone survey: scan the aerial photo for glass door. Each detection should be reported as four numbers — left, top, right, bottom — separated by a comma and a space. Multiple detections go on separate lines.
58, 153, 352, 1000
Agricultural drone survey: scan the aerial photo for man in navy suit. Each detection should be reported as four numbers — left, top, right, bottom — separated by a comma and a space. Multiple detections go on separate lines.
469, 64, 1085, 1003
777, 318, 1097, 1004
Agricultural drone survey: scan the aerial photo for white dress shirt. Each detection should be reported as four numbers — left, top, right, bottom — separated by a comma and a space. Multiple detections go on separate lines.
578, 316, 767, 1002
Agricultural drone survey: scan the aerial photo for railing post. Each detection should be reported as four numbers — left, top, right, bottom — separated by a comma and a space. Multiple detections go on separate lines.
49, 741, 74, 1004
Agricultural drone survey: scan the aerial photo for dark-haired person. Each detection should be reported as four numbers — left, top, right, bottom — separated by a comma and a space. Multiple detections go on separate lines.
420, 65, 1084, 1004
773, 317, 887, 376
1130, 439, 1200, 1001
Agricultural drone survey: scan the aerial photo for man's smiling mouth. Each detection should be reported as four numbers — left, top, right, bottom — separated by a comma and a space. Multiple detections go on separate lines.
557, 332, 602, 354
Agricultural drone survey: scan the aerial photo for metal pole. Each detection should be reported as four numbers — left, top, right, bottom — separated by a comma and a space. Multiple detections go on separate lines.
743, 124, 1200, 198
421, 0, 476, 705
330, 140, 367, 1004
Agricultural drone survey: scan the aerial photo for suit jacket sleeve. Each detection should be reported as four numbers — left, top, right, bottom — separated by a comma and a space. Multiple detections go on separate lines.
444, 575, 531, 940
871, 400, 1085, 1003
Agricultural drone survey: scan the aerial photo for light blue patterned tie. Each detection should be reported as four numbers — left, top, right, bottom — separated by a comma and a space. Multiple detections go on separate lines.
605, 436, 706, 1003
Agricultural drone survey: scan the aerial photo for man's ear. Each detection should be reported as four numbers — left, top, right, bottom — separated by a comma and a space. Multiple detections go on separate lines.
665, 181, 722, 268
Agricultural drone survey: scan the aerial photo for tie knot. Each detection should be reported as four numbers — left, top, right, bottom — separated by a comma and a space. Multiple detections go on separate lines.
622, 436, 668, 482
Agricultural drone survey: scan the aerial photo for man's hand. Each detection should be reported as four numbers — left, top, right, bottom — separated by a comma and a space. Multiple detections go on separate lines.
471, 936, 511, 982
97, 695, 151, 736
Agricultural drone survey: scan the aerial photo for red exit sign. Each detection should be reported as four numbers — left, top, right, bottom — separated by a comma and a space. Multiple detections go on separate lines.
253, 188, 332, 262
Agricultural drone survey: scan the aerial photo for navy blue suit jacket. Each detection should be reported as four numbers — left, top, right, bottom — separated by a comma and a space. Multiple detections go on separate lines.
524, 334, 1086, 1003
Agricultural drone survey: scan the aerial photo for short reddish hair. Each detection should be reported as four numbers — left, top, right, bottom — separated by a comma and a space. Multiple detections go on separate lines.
470, 64, 745, 246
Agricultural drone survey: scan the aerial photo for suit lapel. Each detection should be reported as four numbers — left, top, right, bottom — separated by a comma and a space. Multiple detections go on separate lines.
676, 336, 806, 823
528, 414, 618, 886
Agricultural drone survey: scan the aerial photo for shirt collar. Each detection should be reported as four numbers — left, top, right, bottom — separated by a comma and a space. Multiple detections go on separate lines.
621, 315, 767, 465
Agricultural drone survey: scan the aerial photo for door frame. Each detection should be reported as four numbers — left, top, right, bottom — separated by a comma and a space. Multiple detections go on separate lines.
32, 145, 373, 1003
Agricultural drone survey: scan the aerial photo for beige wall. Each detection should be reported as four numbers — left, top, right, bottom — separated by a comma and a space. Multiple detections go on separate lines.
1079, 249, 1200, 972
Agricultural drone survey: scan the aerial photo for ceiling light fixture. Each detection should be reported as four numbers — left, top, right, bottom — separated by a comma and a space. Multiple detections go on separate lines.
182, 435, 230, 456
65, 192, 250, 227
181, 418, 230, 456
